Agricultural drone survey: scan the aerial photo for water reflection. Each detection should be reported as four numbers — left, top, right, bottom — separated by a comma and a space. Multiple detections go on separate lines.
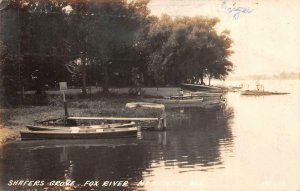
1, 80, 299, 191
0, 106, 234, 191
142, 107, 235, 173
0, 139, 152, 191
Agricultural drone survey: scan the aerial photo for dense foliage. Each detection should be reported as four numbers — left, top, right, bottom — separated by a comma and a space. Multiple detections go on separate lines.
0, 0, 233, 103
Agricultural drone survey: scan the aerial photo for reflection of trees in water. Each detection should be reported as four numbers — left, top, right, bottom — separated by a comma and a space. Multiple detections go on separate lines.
0, 139, 153, 190
142, 107, 235, 170
0, 107, 235, 190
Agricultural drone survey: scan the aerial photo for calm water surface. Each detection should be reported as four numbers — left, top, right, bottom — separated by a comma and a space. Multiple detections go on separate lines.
0, 80, 299, 191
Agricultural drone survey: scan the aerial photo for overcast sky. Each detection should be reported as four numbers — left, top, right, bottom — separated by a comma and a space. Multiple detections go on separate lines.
148, 0, 300, 77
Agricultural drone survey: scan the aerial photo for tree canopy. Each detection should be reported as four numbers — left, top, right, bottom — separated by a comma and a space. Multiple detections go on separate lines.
146, 15, 233, 85
0, 0, 234, 103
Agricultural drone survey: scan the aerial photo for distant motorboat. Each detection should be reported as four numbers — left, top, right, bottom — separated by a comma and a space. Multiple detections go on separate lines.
241, 90, 290, 96
240, 82, 289, 96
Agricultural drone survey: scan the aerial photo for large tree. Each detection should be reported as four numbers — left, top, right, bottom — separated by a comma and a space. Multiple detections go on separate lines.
0, 0, 152, 97
1, 0, 71, 98
64, 0, 152, 93
146, 15, 233, 85
1, 0, 234, 104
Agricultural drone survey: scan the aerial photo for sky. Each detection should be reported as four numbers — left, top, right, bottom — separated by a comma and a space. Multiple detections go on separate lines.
148, 0, 300, 77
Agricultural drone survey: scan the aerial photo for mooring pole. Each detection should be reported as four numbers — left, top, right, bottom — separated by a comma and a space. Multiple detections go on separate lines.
62, 91, 68, 117
157, 107, 167, 131
162, 108, 167, 130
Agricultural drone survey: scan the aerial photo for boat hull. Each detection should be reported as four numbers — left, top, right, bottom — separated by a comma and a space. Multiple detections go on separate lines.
149, 98, 225, 109
21, 128, 139, 140
26, 122, 136, 131
181, 84, 222, 91
241, 91, 290, 96
155, 98, 203, 105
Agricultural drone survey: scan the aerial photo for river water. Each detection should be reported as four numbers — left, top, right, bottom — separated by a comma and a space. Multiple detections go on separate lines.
0, 80, 299, 191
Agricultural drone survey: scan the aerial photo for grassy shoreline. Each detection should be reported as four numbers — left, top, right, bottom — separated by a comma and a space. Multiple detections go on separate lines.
0, 92, 225, 145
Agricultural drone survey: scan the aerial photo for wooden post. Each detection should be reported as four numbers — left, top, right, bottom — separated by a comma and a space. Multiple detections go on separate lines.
62, 91, 68, 117
59, 82, 68, 117
157, 108, 167, 131
125, 102, 166, 131
162, 108, 167, 130
157, 118, 162, 130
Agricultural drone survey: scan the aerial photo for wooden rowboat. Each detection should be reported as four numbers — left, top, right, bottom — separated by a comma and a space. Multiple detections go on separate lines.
181, 84, 222, 91
187, 92, 223, 98
20, 127, 139, 140
26, 122, 136, 131
148, 97, 204, 108
180, 92, 224, 101
164, 98, 203, 103
157, 97, 203, 104
22, 102, 166, 139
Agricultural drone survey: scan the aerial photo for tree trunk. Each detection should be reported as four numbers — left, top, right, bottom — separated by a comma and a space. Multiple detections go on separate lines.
102, 62, 109, 93
194, 77, 199, 84
200, 71, 204, 85
81, 59, 87, 97
208, 76, 212, 86
140, 64, 148, 85
35, 69, 43, 95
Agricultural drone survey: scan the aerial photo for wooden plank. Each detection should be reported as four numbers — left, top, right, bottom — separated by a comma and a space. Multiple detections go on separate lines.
68, 117, 160, 121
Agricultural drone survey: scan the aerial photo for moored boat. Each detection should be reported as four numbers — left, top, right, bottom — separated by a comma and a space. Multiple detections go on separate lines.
185, 91, 224, 98
240, 82, 289, 96
241, 90, 290, 96
26, 122, 136, 131
155, 95, 204, 106
168, 91, 225, 102
20, 127, 139, 140
149, 97, 226, 109
181, 83, 222, 91
143, 90, 227, 108
22, 102, 167, 138
159, 97, 204, 104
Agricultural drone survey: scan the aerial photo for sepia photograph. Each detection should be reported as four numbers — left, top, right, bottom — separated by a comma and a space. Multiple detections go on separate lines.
0, 0, 299, 190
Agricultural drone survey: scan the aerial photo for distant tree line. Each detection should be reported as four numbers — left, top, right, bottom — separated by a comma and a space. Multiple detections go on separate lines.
0, 0, 233, 103
232, 72, 300, 80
